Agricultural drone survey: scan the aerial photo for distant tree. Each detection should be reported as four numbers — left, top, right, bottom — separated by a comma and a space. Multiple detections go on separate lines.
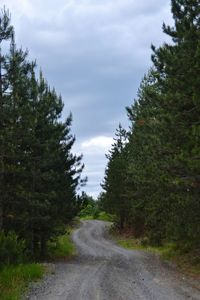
102, 125, 130, 229
78, 192, 98, 218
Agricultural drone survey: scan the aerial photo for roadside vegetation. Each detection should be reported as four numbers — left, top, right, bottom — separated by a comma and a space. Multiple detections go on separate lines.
80, 211, 115, 222
78, 192, 115, 222
0, 227, 75, 299
0, 264, 44, 300
47, 226, 76, 260
111, 227, 200, 277
101, 0, 200, 276
0, 230, 44, 300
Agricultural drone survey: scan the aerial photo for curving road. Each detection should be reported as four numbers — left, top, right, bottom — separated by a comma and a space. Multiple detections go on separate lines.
27, 220, 200, 300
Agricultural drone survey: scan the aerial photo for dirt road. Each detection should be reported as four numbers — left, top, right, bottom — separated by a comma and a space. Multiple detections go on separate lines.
27, 220, 200, 299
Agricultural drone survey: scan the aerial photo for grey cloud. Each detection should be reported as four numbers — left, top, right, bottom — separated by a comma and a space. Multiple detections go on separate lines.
4, 0, 172, 197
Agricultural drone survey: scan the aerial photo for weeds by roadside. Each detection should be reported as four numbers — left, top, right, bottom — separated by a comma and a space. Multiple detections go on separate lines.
0, 264, 44, 300
0, 225, 77, 300
0, 231, 44, 300
80, 211, 115, 222
111, 227, 200, 278
47, 228, 76, 260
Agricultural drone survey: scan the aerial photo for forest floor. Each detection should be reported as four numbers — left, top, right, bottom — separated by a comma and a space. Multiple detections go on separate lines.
26, 220, 200, 300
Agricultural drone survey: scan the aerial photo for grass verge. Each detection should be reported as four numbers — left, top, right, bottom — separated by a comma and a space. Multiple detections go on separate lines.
0, 227, 76, 299
47, 228, 76, 260
111, 228, 200, 278
0, 263, 44, 300
97, 212, 115, 222
80, 212, 115, 222
80, 215, 93, 221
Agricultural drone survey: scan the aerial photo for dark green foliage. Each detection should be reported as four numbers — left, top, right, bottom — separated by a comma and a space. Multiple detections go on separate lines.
0, 263, 44, 300
79, 192, 99, 218
102, 0, 200, 248
0, 7, 14, 230
101, 125, 131, 229
0, 231, 26, 265
0, 8, 84, 259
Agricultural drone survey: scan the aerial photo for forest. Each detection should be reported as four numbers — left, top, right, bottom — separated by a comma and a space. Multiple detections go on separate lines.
0, 1, 200, 298
101, 0, 200, 250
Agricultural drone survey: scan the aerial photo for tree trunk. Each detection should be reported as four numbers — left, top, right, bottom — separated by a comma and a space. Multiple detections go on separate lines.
119, 214, 125, 230
40, 236, 47, 259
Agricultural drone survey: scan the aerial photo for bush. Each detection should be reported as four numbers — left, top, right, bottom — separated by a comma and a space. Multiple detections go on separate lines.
98, 212, 115, 222
0, 231, 26, 265
47, 229, 75, 259
93, 209, 100, 219
0, 263, 44, 300
140, 237, 149, 247
79, 204, 95, 218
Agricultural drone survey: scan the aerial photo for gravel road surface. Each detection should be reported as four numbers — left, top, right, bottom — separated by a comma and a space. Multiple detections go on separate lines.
27, 220, 200, 300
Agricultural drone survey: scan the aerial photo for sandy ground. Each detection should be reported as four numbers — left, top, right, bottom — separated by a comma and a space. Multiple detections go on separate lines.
26, 220, 200, 300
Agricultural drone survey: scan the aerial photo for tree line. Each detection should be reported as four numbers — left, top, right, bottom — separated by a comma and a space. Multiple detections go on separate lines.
0, 8, 85, 259
101, 0, 200, 249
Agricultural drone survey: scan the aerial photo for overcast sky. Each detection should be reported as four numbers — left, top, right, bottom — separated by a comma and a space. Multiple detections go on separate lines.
3, 0, 172, 198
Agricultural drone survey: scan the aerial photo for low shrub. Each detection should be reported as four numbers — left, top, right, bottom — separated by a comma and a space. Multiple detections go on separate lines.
0, 264, 44, 300
97, 212, 115, 222
47, 230, 75, 260
0, 231, 26, 265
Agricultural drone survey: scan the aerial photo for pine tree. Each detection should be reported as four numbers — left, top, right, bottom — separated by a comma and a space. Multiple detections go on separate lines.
151, 0, 200, 246
0, 8, 13, 229
104, 0, 200, 247
102, 125, 130, 229
0, 8, 85, 258
126, 70, 169, 240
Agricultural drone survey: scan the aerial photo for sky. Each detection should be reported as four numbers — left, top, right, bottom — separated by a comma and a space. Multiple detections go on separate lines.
2, 0, 172, 198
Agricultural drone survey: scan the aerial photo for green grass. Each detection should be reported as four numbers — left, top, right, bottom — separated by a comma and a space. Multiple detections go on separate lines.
117, 238, 145, 250
97, 212, 115, 222
0, 264, 44, 300
113, 230, 200, 276
170, 249, 200, 276
0, 227, 77, 299
47, 229, 76, 260
80, 212, 115, 222
80, 215, 94, 220
117, 238, 180, 258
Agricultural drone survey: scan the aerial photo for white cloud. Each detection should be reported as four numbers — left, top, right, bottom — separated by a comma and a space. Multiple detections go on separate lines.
81, 136, 113, 152
73, 136, 114, 198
